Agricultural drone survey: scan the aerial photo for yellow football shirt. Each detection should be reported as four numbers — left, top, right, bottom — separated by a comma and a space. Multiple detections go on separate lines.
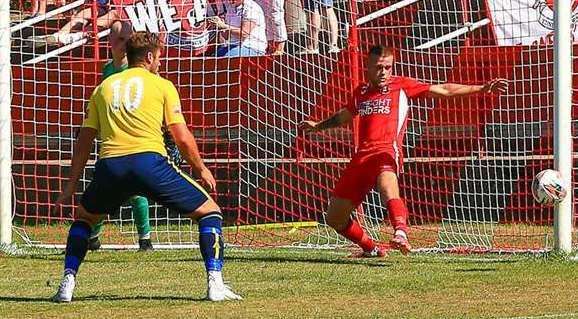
83, 67, 185, 159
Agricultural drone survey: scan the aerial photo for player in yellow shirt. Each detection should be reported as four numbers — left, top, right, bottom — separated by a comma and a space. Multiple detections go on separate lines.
51, 31, 242, 303
88, 19, 154, 252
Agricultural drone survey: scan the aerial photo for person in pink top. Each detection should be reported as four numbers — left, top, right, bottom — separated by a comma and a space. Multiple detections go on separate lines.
300, 45, 508, 257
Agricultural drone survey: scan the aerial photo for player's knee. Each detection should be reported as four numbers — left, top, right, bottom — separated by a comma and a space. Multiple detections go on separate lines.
186, 198, 221, 220
379, 187, 399, 202
76, 205, 104, 227
377, 172, 400, 200
325, 198, 354, 231
326, 213, 348, 231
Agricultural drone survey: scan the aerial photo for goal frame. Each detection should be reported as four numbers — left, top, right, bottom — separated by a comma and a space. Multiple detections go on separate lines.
553, 0, 573, 253
1, 0, 12, 246
0, 0, 574, 253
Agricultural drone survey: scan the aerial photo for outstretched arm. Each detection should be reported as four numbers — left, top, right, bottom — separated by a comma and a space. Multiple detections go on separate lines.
428, 78, 508, 98
208, 16, 256, 41
299, 108, 354, 133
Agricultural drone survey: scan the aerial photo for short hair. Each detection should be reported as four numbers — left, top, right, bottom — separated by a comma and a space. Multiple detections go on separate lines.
126, 32, 163, 66
368, 45, 395, 58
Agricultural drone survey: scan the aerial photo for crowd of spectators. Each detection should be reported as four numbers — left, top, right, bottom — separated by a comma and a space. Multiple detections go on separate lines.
21, 0, 345, 57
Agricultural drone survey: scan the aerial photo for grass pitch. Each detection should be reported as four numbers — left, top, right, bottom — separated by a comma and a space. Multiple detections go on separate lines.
1, 248, 578, 319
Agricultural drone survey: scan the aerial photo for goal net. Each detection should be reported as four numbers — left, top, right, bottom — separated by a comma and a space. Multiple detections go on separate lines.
6, 0, 577, 251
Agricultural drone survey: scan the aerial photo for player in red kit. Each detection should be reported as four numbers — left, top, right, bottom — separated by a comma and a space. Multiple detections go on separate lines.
299, 45, 508, 257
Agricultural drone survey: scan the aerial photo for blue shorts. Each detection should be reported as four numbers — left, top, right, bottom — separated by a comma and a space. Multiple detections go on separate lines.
217, 45, 265, 57
85, 0, 109, 16
303, 0, 333, 12
81, 152, 210, 215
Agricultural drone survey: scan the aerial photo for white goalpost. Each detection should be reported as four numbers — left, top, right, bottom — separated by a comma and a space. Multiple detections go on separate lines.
553, 0, 573, 254
0, 0, 12, 246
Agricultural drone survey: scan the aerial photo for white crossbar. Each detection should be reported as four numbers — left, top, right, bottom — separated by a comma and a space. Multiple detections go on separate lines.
414, 18, 491, 49
356, 0, 422, 26
23, 29, 110, 65
10, 0, 84, 33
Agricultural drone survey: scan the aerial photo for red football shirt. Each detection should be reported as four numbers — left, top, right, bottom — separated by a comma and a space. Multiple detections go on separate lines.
345, 76, 431, 162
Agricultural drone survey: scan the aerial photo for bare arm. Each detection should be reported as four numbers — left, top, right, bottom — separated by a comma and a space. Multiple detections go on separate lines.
209, 16, 256, 41
53, 127, 97, 209
428, 78, 508, 98
299, 108, 354, 133
168, 123, 216, 191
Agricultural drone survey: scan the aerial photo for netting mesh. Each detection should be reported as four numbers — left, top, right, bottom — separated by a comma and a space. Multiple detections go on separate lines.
7, 0, 577, 251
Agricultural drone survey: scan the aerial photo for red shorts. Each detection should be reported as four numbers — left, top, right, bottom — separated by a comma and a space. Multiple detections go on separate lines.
333, 150, 399, 206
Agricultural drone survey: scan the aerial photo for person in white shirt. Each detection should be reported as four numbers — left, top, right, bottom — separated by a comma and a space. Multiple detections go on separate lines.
257, 0, 288, 55
208, 0, 268, 57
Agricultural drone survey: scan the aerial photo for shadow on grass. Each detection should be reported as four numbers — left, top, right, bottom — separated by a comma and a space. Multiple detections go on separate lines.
223, 254, 392, 267
81, 251, 393, 266
454, 268, 497, 272
0, 295, 206, 303
14, 250, 525, 268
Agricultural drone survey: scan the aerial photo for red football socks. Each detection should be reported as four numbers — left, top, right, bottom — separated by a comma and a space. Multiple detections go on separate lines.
338, 219, 375, 252
387, 198, 410, 234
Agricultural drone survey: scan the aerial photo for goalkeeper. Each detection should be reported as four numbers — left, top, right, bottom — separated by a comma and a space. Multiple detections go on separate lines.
52, 31, 241, 302
300, 45, 508, 257
88, 20, 184, 252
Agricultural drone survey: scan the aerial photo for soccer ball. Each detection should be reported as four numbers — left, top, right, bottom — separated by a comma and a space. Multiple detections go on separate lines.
531, 169, 568, 205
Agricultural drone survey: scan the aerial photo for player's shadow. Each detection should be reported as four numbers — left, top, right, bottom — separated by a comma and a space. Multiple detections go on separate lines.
0, 295, 206, 303
453, 268, 497, 272
76, 295, 206, 302
16, 250, 393, 267
202, 254, 392, 268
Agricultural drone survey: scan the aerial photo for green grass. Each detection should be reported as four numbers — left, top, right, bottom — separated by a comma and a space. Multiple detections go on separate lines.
1, 248, 578, 319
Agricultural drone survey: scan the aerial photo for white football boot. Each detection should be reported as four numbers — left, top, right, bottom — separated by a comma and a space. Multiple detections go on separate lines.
206, 271, 242, 301
52, 273, 75, 303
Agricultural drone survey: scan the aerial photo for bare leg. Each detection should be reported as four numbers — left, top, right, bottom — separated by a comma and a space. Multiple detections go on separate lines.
326, 197, 382, 255
306, 10, 321, 52
38, 0, 47, 15
323, 6, 339, 49
75, 204, 106, 226
376, 171, 401, 202
325, 197, 355, 231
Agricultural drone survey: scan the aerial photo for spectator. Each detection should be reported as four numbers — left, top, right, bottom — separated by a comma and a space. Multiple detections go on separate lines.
302, 0, 339, 54
208, 0, 268, 57
257, 0, 288, 55
27, 0, 120, 48
29, 0, 66, 18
